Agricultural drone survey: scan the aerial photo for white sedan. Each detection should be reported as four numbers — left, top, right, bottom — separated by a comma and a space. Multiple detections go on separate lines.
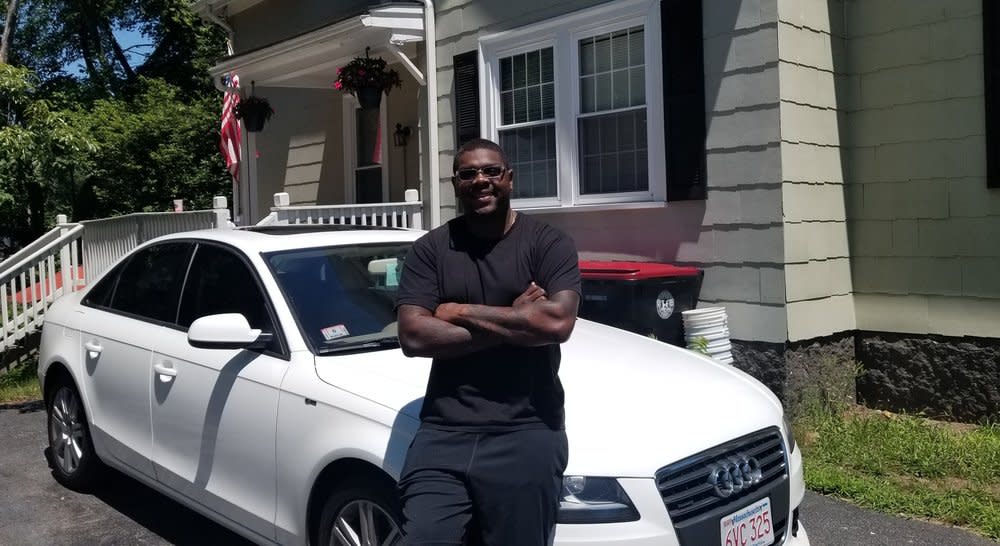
38, 225, 810, 546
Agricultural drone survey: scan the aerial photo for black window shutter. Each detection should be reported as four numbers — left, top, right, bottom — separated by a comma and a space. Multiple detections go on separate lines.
985, 0, 999, 188
454, 51, 481, 149
662, 0, 707, 201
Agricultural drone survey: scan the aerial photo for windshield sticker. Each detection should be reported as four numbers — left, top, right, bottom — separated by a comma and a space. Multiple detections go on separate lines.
321, 324, 350, 341
385, 261, 400, 287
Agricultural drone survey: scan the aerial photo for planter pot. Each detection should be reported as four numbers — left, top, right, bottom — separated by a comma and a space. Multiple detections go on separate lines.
357, 87, 383, 110
240, 106, 269, 132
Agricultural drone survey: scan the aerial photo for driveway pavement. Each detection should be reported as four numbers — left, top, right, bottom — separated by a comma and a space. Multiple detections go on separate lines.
2, 403, 997, 545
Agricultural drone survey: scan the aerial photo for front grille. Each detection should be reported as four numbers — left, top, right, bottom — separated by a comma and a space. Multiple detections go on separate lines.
655, 427, 788, 526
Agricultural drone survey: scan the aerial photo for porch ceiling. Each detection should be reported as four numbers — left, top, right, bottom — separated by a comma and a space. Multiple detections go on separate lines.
208, 4, 424, 90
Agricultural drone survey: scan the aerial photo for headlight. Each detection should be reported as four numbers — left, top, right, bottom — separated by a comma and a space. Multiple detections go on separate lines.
782, 415, 797, 453
557, 476, 640, 524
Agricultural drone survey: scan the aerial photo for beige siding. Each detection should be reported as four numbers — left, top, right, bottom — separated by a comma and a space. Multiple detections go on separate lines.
843, 0, 1000, 335
434, 0, 789, 343
777, 0, 854, 341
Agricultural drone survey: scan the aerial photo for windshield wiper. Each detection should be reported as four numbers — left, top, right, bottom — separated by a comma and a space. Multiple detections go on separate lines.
316, 336, 400, 355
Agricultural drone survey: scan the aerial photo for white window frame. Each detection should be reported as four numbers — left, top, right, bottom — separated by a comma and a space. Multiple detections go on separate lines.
479, 0, 666, 210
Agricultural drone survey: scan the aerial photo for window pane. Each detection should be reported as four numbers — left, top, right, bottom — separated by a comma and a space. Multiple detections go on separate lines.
500, 48, 554, 126
595, 34, 611, 72
580, 38, 595, 75
595, 72, 612, 111
578, 110, 648, 195
541, 48, 554, 82
356, 107, 381, 167
613, 68, 629, 109
111, 243, 193, 323
528, 86, 541, 121
629, 26, 644, 65
501, 57, 513, 91
580, 117, 600, 155
526, 50, 540, 86
513, 54, 526, 88
581, 76, 595, 113
501, 124, 557, 199
542, 83, 555, 118
630, 67, 646, 106
514, 88, 527, 123
612, 30, 628, 70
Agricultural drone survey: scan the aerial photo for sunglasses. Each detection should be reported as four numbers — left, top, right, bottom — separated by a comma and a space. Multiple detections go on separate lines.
454, 165, 506, 182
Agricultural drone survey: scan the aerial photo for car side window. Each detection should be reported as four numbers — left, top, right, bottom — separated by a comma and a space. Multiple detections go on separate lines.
81, 266, 119, 308
109, 243, 193, 323
177, 244, 279, 353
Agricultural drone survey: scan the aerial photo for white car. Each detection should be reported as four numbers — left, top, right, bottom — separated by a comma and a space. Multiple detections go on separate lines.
38, 225, 810, 546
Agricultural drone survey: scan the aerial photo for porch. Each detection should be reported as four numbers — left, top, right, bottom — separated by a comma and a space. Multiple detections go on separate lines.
197, 2, 441, 227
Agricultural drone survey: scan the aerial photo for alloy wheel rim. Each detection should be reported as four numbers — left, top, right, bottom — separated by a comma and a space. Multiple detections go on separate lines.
49, 387, 84, 475
328, 499, 401, 546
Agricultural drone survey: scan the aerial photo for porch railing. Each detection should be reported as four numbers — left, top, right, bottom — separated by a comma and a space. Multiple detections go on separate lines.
0, 198, 231, 356
82, 200, 231, 282
1, 216, 84, 353
257, 189, 423, 230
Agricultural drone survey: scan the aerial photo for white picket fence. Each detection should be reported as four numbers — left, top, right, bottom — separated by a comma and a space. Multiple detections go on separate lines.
0, 192, 425, 356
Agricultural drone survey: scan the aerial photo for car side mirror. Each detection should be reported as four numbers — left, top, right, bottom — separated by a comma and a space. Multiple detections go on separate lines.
188, 313, 270, 350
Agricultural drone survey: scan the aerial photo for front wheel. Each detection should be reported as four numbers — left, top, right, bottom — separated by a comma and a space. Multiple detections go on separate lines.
317, 478, 404, 546
47, 382, 101, 490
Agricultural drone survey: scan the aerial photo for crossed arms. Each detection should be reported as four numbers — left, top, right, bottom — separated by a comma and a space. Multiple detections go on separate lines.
397, 283, 580, 359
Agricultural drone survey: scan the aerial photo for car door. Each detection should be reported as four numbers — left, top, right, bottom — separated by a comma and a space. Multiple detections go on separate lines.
77, 242, 194, 479
150, 242, 287, 542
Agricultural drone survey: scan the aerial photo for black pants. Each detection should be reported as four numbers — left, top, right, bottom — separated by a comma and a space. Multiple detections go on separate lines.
398, 427, 569, 546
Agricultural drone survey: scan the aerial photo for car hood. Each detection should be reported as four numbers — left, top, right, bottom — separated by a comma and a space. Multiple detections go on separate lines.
313, 319, 784, 477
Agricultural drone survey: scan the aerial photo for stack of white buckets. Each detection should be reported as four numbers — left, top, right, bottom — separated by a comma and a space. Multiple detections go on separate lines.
681, 307, 734, 364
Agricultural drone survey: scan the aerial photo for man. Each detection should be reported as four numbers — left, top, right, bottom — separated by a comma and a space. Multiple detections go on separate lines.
395, 138, 581, 545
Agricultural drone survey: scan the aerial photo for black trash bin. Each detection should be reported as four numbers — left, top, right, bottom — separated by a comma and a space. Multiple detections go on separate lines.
578, 261, 704, 347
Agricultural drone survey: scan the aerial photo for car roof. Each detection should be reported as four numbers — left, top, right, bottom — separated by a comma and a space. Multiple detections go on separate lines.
151, 225, 425, 253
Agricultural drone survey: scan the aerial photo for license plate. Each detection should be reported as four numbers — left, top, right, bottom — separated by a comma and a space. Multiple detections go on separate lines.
720, 497, 774, 546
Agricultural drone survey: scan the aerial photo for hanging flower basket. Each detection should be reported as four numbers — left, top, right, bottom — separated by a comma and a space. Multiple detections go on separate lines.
333, 50, 402, 110
234, 94, 274, 132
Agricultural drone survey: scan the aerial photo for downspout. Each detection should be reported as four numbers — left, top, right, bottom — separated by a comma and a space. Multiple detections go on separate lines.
414, 0, 440, 228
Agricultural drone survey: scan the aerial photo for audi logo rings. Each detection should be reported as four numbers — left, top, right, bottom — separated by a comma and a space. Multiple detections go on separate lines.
707, 454, 763, 498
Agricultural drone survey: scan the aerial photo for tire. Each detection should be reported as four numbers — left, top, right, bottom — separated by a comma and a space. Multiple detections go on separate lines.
46, 381, 102, 491
317, 477, 404, 546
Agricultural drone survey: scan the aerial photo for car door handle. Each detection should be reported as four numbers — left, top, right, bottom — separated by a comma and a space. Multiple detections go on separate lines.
84, 341, 102, 358
153, 362, 178, 382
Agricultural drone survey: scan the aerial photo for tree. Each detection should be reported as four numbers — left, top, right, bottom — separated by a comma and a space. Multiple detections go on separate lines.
1, 0, 19, 64
0, 64, 94, 250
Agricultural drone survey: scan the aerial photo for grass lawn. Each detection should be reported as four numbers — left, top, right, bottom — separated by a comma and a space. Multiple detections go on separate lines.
0, 358, 41, 404
795, 406, 1000, 541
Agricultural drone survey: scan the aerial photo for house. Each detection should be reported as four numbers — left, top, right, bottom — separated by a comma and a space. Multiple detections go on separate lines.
192, 0, 1000, 421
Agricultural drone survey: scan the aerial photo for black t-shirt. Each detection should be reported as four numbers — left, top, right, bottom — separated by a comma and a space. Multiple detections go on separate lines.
395, 213, 581, 431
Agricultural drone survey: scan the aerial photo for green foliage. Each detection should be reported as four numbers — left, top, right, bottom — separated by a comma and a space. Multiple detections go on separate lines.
796, 407, 1000, 540
0, 0, 230, 253
67, 76, 229, 218
0, 356, 41, 404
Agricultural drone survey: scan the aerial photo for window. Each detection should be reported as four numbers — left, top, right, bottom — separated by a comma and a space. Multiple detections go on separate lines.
177, 244, 280, 352
109, 243, 193, 323
480, 0, 666, 208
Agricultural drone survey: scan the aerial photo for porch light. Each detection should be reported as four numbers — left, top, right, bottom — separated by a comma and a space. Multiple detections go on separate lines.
393, 123, 411, 147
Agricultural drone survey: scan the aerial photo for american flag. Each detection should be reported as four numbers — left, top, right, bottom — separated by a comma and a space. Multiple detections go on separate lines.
220, 73, 241, 179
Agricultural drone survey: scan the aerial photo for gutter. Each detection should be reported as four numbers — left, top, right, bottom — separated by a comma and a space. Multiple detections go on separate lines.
414, 0, 441, 228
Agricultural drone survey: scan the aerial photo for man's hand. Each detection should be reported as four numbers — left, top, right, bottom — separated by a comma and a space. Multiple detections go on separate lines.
434, 302, 463, 324
513, 282, 547, 307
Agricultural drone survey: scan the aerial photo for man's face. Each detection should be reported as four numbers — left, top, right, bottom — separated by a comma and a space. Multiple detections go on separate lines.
452, 148, 513, 216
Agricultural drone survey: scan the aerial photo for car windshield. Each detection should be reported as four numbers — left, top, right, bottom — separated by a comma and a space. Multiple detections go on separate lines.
264, 243, 411, 354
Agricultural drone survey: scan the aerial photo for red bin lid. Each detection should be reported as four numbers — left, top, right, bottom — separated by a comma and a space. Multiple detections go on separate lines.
578, 260, 701, 280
